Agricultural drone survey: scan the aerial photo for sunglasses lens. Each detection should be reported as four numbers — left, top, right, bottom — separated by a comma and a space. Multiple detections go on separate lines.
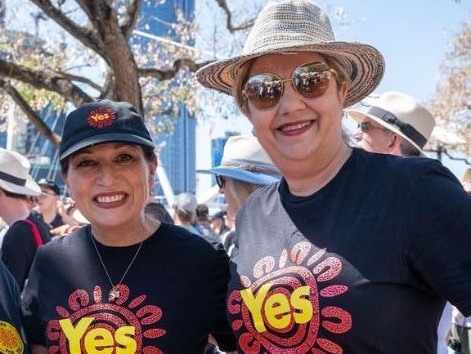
243, 74, 283, 110
292, 62, 332, 99
215, 175, 225, 189
243, 62, 332, 110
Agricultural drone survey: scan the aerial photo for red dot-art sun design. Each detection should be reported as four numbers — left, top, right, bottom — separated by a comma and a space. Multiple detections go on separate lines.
46, 284, 166, 354
227, 241, 352, 354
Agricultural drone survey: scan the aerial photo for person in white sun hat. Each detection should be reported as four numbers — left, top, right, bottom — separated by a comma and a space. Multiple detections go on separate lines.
197, 135, 281, 255
0, 148, 51, 291
196, 0, 471, 352
348, 91, 453, 354
348, 91, 436, 156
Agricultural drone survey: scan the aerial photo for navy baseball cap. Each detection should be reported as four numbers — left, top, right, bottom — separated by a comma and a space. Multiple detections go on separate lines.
37, 178, 61, 195
59, 99, 155, 161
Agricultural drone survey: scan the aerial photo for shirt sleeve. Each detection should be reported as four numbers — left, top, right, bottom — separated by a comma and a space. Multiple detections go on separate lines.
1, 222, 38, 290
208, 247, 237, 351
407, 160, 471, 316
21, 246, 47, 345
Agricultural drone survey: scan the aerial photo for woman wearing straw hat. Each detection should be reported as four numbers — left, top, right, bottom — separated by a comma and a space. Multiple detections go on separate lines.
196, 0, 471, 352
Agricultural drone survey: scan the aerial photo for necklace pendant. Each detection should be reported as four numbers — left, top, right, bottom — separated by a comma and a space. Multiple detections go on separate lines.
108, 287, 121, 302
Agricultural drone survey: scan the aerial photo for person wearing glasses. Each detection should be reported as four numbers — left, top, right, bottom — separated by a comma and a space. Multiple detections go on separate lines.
197, 135, 281, 255
348, 91, 436, 157
196, 0, 471, 352
348, 91, 455, 353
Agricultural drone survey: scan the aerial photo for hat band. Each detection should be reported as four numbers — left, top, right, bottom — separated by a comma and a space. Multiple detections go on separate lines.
368, 106, 427, 148
222, 162, 280, 176
0, 171, 27, 186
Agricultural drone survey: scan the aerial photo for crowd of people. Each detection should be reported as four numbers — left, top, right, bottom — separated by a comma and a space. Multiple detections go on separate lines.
0, 0, 470, 353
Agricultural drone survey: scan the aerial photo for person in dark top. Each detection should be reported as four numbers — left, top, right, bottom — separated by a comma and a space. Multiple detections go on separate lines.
21, 99, 236, 353
0, 148, 51, 291
145, 197, 174, 224
0, 260, 30, 353
194, 203, 218, 238
36, 178, 65, 231
196, 1, 471, 352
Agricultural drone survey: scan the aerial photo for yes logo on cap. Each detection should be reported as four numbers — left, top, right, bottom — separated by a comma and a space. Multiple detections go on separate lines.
87, 107, 116, 128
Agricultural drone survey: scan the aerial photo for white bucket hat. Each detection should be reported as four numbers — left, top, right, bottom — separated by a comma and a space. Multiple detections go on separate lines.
348, 91, 436, 154
0, 148, 41, 196
197, 136, 281, 186
196, 0, 385, 108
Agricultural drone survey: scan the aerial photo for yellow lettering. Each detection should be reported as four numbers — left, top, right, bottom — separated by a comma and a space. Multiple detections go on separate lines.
291, 286, 312, 324
240, 283, 272, 332
264, 293, 291, 329
115, 326, 136, 353
60, 317, 94, 354
85, 328, 113, 354
241, 284, 314, 333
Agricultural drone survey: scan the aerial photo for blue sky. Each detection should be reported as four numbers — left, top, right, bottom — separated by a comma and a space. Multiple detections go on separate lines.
324, 0, 471, 102
321, 0, 471, 177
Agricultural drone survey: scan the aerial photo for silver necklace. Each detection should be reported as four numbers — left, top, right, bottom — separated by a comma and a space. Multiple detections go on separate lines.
90, 233, 144, 303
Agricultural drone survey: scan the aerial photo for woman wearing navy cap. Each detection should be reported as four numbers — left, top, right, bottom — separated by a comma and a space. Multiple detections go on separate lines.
21, 100, 236, 353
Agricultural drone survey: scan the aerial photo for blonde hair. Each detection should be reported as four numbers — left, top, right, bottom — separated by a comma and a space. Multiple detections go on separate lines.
224, 177, 263, 213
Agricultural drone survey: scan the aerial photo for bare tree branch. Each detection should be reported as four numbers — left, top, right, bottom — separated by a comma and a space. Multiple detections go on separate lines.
46, 0, 143, 111
122, 0, 142, 39
0, 78, 61, 147
213, 0, 255, 32
52, 71, 103, 92
0, 60, 93, 107
138, 58, 213, 80
29, 0, 104, 56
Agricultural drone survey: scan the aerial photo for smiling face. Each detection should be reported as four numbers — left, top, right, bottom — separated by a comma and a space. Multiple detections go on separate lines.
242, 52, 348, 175
37, 187, 59, 213
62, 142, 157, 232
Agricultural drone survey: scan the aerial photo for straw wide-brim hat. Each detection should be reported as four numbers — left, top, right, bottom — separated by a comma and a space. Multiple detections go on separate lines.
348, 91, 436, 154
196, 0, 385, 108
197, 135, 281, 186
0, 148, 41, 196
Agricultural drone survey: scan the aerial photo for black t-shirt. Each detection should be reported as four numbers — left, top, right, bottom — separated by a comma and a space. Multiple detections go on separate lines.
1, 214, 51, 290
32, 211, 65, 233
21, 223, 236, 352
0, 260, 30, 353
229, 148, 471, 353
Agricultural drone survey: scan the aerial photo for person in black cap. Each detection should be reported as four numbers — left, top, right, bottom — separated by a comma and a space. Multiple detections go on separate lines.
36, 178, 65, 233
21, 100, 236, 353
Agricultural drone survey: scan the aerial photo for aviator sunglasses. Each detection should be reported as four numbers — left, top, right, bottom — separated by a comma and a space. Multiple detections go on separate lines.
242, 61, 335, 110
357, 121, 388, 133
215, 175, 225, 189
